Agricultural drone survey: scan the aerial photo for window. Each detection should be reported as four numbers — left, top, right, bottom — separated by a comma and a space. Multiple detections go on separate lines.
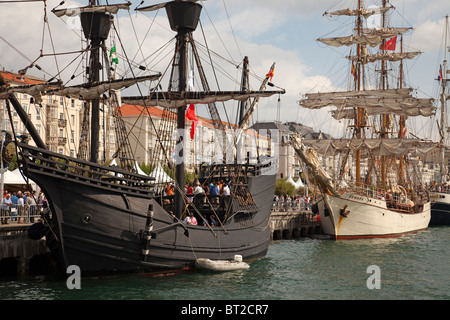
71, 115, 75, 125
59, 148, 63, 154
71, 130, 74, 143
71, 99, 75, 108
60, 97, 64, 106
48, 95, 53, 103
60, 113, 64, 121
36, 124, 41, 135
70, 149, 75, 157
36, 106, 41, 120
59, 128, 64, 137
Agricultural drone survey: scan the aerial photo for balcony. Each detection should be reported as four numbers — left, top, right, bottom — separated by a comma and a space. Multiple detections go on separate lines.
58, 119, 67, 128
58, 137, 67, 145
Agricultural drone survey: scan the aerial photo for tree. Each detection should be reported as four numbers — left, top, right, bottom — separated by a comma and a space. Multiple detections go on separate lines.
275, 178, 296, 197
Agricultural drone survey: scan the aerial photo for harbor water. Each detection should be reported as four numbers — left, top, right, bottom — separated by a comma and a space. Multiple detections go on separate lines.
0, 226, 449, 300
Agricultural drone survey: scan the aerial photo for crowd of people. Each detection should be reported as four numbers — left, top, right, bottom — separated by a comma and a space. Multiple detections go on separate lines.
163, 179, 232, 203
0, 190, 47, 225
273, 194, 314, 212
162, 179, 232, 227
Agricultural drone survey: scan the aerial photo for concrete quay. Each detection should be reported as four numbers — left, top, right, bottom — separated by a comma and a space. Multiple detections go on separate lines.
270, 210, 321, 240
0, 223, 50, 277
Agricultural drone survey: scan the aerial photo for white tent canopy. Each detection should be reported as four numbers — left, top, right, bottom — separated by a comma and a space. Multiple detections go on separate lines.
286, 176, 296, 186
3, 168, 36, 186
295, 178, 305, 188
134, 161, 147, 176
149, 164, 173, 184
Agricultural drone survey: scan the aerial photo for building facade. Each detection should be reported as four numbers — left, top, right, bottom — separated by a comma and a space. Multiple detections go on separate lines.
0, 71, 115, 162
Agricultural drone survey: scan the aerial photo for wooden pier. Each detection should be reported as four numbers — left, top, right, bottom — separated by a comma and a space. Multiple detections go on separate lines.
270, 210, 321, 240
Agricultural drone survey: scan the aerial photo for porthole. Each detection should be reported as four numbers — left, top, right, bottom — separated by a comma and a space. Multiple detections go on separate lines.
82, 214, 93, 225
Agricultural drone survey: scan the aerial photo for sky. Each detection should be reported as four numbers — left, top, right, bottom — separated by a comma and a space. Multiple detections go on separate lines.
0, 0, 449, 139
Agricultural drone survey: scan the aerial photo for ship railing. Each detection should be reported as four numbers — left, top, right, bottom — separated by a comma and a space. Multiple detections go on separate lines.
272, 199, 312, 212
0, 204, 45, 225
17, 142, 156, 195
336, 180, 429, 207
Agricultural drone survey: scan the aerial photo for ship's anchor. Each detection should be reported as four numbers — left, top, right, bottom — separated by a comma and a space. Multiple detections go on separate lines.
340, 205, 350, 218
140, 204, 154, 259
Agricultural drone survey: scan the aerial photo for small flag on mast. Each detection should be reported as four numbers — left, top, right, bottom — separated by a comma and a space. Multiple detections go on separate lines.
266, 69, 275, 82
186, 104, 198, 139
379, 36, 397, 51
437, 65, 443, 81
351, 62, 357, 79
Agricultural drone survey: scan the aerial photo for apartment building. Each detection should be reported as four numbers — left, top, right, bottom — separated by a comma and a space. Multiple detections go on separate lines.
120, 104, 272, 170
0, 71, 115, 161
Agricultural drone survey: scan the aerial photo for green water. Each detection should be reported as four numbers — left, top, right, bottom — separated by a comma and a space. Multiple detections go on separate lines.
1, 227, 449, 300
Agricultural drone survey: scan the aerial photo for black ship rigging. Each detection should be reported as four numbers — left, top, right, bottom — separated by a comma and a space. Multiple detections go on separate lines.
0, 0, 285, 274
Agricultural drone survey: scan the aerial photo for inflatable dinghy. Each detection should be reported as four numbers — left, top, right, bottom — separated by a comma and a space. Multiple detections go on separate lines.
195, 255, 250, 271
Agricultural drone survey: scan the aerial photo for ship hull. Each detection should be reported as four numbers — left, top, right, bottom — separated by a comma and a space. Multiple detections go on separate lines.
430, 193, 450, 225
20, 145, 275, 274
318, 193, 430, 240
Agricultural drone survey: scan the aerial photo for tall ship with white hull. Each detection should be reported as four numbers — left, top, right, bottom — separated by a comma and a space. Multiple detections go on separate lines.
0, 0, 284, 274
292, 0, 437, 239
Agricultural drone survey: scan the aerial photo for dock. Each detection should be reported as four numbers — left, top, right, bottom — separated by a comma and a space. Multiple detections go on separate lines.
270, 210, 321, 240
0, 223, 50, 277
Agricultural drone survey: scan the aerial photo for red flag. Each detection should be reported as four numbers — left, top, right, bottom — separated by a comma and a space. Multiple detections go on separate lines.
190, 121, 198, 139
379, 36, 397, 51
266, 69, 274, 82
186, 104, 198, 139
351, 62, 357, 79
438, 65, 443, 81
186, 104, 197, 121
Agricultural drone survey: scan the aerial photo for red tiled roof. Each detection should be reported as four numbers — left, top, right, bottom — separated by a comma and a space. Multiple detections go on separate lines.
120, 104, 268, 139
0, 71, 45, 86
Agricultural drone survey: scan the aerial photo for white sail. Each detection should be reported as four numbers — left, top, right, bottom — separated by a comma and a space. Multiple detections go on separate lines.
324, 7, 391, 18
318, 34, 384, 47
347, 51, 421, 64
301, 138, 438, 157
52, 2, 132, 17
300, 89, 434, 118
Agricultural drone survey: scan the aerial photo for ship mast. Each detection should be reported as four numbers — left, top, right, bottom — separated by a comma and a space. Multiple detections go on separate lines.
440, 15, 449, 183
80, 0, 112, 163
355, 0, 362, 186
165, 1, 202, 219
380, 0, 387, 188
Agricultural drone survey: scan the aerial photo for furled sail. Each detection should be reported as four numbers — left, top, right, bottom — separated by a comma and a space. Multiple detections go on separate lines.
318, 35, 384, 47
324, 7, 391, 18
301, 138, 438, 157
0, 83, 55, 104
318, 27, 411, 48
299, 89, 435, 118
48, 76, 160, 100
291, 135, 339, 196
52, 2, 132, 17
122, 90, 285, 109
347, 51, 421, 64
